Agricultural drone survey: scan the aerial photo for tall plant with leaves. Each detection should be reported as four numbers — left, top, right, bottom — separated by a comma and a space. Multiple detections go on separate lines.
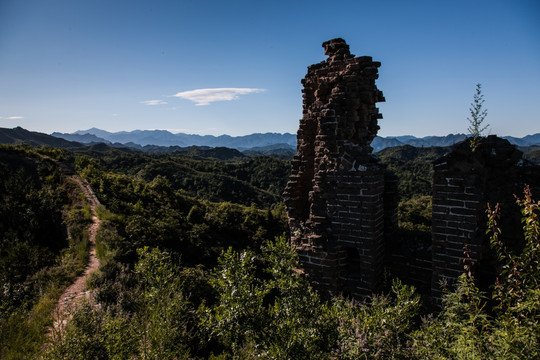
487, 185, 540, 317
484, 185, 540, 358
467, 83, 489, 151
134, 246, 192, 359
199, 247, 268, 354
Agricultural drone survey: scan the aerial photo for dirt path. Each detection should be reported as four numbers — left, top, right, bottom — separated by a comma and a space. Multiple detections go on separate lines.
52, 176, 102, 329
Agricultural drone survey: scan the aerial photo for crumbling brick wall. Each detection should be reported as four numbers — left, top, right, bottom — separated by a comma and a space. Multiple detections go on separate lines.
283, 38, 394, 297
431, 136, 540, 301
284, 39, 540, 302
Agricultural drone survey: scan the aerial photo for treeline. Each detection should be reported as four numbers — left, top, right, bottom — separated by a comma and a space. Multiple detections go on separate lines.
0, 145, 95, 356
3, 142, 538, 358
75, 154, 288, 267
1, 143, 290, 358
44, 192, 540, 359
73, 146, 290, 208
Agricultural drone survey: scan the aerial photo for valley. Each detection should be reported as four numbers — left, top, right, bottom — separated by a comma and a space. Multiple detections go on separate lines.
0, 130, 539, 359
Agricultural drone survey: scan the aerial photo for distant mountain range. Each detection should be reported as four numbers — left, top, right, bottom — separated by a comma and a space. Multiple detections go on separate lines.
373, 133, 540, 151
52, 128, 540, 152
2, 127, 540, 158
0, 126, 86, 149
52, 128, 297, 151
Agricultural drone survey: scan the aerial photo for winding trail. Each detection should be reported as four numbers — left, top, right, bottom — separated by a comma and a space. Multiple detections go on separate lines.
52, 176, 102, 330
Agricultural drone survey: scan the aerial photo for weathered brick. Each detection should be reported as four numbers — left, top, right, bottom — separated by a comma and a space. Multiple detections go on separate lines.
282, 38, 390, 300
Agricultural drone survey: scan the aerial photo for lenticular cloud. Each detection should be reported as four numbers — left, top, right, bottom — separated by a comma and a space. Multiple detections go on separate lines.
172, 88, 265, 106
141, 100, 168, 106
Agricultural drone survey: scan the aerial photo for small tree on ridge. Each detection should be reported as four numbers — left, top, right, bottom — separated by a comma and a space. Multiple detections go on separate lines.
467, 83, 489, 151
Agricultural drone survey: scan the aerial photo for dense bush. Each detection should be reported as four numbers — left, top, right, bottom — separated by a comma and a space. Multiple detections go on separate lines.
0, 146, 94, 359
3, 143, 540, 359
74, 148, 290, 208
77, 159, 287, 267
42, 188, 540, 359
376, 145, 449, 200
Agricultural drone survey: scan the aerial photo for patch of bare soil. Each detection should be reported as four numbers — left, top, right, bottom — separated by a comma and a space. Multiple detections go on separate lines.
51, 176, 102, 331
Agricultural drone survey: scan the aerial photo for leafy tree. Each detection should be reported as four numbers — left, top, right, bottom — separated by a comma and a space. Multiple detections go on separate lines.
134, 247, 193, 359
411, 272, 490, 359
198, 237, 338, 358
200, 247, 268, 353
487, 185, 540, 319
261, 237, 337, 359
412, 186, 540, 359
467, 83, 489, 151
333, 280, 420, 359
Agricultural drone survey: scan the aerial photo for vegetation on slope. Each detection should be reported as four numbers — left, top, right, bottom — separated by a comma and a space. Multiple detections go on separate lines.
42, 189, 540, 358
524, 146, 540, 165
73, 146, 291, 208
375, 145, 450, 200
2, 140, 539, 359
0, 145, 94, 358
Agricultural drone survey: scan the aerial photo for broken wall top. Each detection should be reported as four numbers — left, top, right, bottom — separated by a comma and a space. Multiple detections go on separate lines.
300, 38, 385, 152
434, 135, 524, 173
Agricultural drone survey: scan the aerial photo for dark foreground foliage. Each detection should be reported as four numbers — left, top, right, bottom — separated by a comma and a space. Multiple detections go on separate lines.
74, 147, 291, 208
41, 188, 540, 359
375, 145, 450, 200
0, 145, 93, 358
2, 143, 539, 359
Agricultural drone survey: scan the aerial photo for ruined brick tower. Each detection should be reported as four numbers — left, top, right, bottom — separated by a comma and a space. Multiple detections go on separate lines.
283, 38, 395, 298
431, 136, 540, 300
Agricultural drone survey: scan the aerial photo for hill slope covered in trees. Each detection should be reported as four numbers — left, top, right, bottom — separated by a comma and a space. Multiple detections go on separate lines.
1, 140, 539, 358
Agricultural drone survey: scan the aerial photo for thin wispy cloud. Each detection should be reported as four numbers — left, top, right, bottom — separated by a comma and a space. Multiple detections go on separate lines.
141, 100, 168, 106
0, 116, 24, 120
172, 88, 265, 106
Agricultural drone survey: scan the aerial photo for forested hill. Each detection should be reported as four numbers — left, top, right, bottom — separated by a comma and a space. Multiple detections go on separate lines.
375, 145, 451, 199
0, 145, 98, 355
0, 126, 295, 158
5, 126, 539, 208
75, 147, 291, 207
0, 126, 84, 148
53, 127, 297, 150
2, 139, 540, 358
52, 127, 540, 152
4, 126, 540, 160
0, 143, 289, 357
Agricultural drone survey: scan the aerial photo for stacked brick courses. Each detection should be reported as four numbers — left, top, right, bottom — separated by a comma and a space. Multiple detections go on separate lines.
283, 39, 540, 302
431, 135, 540, 301
283, 38, 393, 297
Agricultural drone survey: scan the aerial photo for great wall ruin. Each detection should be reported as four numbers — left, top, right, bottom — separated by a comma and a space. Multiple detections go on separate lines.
284, 38, 540, 301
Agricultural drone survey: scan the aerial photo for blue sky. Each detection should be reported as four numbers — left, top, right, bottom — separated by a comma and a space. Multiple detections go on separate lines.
1, 0, 539, 137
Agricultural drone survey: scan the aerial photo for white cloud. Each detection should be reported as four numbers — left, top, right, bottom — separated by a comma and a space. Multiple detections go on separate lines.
0, 116, 24, 120
141, 100, 168, 106
172, 88, 265, 106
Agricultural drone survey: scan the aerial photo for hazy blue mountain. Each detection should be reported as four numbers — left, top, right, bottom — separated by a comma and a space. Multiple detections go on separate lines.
0, 127, 84, 148
371, 137, 405, 152
51, 132, 111, 144
74, 127, 117, 140
62, 128, 297, 149
522, 133, 540, 144
504, 136, 530, 147
51, 128, 540, 153
2, 126, 540, 161
391, 135, 417, 142
504, 134, 540, 147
